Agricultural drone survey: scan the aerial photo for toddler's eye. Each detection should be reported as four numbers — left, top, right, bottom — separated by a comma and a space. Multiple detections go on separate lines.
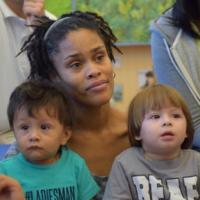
41, 124, 50, 130
150, 114, 160, 119
20, 125, 29, 130
173, 113, 181, 118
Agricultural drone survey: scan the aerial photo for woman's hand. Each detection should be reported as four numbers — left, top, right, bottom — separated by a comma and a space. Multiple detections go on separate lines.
0, 175, 25, 200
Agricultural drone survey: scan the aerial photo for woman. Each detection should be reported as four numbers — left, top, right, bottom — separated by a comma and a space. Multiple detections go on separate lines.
150, 0, 200, 150
7, 11, 130, 199
0, 175, 24, 200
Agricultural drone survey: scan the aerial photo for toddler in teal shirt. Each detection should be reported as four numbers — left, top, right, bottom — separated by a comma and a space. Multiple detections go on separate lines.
0, 80, 99, 200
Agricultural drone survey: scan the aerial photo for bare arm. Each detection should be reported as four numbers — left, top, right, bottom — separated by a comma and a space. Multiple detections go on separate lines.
23, 0, 45, 25
0, 175, 25, 200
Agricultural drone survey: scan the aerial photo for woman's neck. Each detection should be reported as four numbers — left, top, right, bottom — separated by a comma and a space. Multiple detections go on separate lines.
72, 102, 112, 131
5, 0, 26, 18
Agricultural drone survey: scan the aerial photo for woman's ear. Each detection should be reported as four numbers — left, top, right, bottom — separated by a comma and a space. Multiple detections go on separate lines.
61, 127, 72, 145
135, 135, 142, 141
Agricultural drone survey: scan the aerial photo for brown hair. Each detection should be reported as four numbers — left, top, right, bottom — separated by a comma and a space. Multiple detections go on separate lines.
128, 84, 194, 149
7, 80, 73, 130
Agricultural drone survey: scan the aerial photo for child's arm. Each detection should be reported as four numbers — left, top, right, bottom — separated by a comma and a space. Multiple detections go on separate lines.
103, 160, 132, 199
0, 175, 25, 200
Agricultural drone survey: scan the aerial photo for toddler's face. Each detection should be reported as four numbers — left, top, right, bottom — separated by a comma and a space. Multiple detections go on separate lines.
13, 107, 71, 164
136, 106, 187, 160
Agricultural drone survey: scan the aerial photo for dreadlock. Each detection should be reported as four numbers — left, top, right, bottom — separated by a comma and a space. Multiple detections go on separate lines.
20, 17, 56, 80
58, 11, 122, 61
21, 11, 121, 81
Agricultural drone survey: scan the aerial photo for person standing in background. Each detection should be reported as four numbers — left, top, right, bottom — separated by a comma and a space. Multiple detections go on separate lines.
141, 70, 156, 89
0, 0, 55, 133
150, 0, 200, 150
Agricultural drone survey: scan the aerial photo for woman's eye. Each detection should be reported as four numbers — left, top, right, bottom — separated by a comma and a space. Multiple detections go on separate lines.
70, 62, 81, 69
95, 54, 105, 62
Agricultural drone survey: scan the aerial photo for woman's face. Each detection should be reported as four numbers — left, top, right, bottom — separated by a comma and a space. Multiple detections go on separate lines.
52, 28, 114, 106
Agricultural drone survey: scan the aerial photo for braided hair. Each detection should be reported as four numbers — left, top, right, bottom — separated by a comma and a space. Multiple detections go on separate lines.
21, 11, 121, 81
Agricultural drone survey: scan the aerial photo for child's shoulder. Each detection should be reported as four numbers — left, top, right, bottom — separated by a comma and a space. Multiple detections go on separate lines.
0, 153, 21, 172
180, 149, 200, 163
184, 149, 200, 157
0, 153, 21, 164
182, 148, 200, 155
115, 147, 141, 162
62, 146, 86, 164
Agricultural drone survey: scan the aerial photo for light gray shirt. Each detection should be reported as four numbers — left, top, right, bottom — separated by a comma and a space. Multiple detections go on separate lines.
103, 147, 200, 200
0, 0, 30, 132
0, 0, 56, 132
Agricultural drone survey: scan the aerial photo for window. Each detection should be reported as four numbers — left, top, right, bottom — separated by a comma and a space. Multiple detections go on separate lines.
46, 0, 174, 43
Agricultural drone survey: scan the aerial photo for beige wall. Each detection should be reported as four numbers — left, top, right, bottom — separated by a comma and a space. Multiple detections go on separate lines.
112, 44, 152, 112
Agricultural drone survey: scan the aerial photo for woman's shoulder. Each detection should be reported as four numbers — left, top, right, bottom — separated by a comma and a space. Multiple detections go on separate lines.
151, 9, 174, 29
110, 107, 128, 137
150, 8, 180, 43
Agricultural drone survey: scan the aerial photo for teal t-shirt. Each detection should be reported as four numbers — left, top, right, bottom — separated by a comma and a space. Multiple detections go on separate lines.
0, 148, 99, 200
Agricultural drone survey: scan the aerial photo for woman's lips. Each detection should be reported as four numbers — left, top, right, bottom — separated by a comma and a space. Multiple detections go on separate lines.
86, 80, 109, 92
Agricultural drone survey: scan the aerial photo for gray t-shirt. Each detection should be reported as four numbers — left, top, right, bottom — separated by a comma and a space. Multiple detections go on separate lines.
103, 147, 200, 200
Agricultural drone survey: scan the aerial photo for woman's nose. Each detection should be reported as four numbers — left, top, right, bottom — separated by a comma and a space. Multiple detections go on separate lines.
87, 71, 101, 79
86, 62, 101, 79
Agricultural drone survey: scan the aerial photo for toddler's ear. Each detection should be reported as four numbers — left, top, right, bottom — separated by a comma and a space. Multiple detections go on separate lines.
61, 127, 72, 145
